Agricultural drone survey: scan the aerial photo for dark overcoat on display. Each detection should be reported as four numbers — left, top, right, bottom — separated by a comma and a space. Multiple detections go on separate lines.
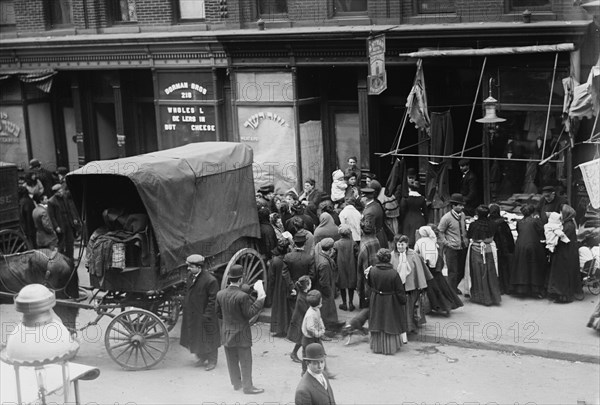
180, 270, 221, 356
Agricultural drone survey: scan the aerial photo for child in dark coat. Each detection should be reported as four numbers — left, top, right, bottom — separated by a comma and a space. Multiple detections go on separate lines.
287, 275, 312, 364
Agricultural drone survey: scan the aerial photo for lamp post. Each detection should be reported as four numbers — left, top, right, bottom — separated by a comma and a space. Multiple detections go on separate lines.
1, 284, 80, 405
476, 78, 506, 204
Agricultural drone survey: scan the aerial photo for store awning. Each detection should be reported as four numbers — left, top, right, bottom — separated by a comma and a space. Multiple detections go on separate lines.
399, 43, 575, 58
0, 69, 57, 93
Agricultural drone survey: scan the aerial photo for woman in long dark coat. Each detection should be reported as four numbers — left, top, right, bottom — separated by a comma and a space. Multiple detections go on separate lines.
399, 181, 427, 247
488, 204, 515, 294
314, 238, 339, 331
287, 275, 312, 363
366, 248, 407, 355
510, 204, 547, 297
269, 241, 292, 337
547, 205, 581, 303
334, 224, 357, 311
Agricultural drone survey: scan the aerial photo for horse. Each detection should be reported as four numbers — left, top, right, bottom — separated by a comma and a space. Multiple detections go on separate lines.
1, 248, 79, 330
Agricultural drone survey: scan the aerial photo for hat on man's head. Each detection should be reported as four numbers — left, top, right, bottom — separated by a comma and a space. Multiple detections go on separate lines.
303, 343, 326, 361
293, 233, 307, 244
57, 167, 68, 176
406, 168, 418, 177
186, 254, 205, 266
51, 183, 62, 192
458, 158, 470, 166
542, 185, 556, 192
449, 193, 465, 205
320, 238, 334, 250
360, 187, 375, 195
29, 159, 41, 169
258, 184, 275, 194
227, 264, 244, 279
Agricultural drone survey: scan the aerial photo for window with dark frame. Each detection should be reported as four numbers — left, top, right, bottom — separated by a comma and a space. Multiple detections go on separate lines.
109, 0, 138, 23
48, 0, 73, 28
333, 0, 367, 14
415, 0, 455, 14
0, 0, 15, 28
177, 0, 206, 20
508, 0, 550, 10
258, 0, 287, 17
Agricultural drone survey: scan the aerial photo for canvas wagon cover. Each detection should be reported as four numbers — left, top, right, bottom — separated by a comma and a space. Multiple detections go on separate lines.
67, 142, 260, 271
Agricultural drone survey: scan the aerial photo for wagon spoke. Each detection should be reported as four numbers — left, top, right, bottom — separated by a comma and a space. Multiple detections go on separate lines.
144, 331, 167, 340
138, 345, 149, 367
140, 344, 158, 361
143, 341, 165, 353
109, 340, 133, 351
114, 344, 134, 360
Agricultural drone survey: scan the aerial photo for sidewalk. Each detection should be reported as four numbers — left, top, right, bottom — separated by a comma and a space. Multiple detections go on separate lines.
258, 291, 600, 364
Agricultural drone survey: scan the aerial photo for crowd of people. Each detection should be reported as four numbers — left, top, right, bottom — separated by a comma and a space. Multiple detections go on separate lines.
17, 159, 80, 259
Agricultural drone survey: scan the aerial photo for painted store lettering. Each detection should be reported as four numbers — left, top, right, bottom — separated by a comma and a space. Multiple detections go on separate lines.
164, 82, 208, 96
243, 112, 289, 130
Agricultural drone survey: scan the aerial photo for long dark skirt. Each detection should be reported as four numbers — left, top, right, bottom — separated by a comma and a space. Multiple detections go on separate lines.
426, 268, 463, 314
370, 331, 403, 355
469, 251, 502, 306
404, 289, 426, 333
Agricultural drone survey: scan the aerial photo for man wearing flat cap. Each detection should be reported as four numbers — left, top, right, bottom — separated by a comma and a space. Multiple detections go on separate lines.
536, 184, 566, 224
360, 187, 388, 249
458, 158, 479, 216
438, 193, 469, 294
257, 184, 277, 212
283, 233, 317, 296
216, 264, 266, 395
47, 182, 79, 259
180, 254, 221, 371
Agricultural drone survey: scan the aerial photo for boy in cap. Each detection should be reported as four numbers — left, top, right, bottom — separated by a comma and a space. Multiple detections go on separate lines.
295, 343, 336, 405
180, 254, 221, 371
216, 264, 266, 394
301, 290, 325, 375
438, 193, 469, 294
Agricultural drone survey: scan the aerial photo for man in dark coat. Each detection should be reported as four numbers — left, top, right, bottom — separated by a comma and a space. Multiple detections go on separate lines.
47, 183, 79, 259
180, 254, 221, 371
216, 264, 266, 395
295, 343, 336, 405
29, 158, 54, 196
536, 185, 566, 224
282, 233, 316, 293
459, 159, 479, 216
256, 184, 277, 212
361, 187, 387, 248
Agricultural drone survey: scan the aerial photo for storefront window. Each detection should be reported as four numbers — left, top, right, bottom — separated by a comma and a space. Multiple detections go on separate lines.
333, 0, 367, 14
109, 0, 138, 23
258, 0, 287, 17
0, 0, 16, 30
48, 0, 73, 28
178, 0, 205, 20
415, 0, 455, 14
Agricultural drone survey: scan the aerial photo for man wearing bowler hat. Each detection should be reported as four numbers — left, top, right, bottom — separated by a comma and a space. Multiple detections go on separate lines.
180, 254, 220, 371
459, 158, 479, 216
536, 185, 566, 224
295, 343, 336, 405
438, 193, 469, 294
216, 264, 266, 394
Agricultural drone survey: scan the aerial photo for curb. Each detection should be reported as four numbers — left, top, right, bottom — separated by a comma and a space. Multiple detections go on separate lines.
256, 312, 600, 365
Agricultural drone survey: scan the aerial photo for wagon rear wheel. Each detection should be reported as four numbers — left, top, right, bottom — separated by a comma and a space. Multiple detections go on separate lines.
221, 248, 267, 325
151, 299, 181, 332
105, 308, 169, 370
0, 229, 32, 255
588, 279, 600, 295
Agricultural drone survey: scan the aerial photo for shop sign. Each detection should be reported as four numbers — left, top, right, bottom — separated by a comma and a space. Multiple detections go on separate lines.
243, 111, 290, 131
367, 34, 387, 95
157, 72, 214, 100
159, 105, 217, 148
0, 112, 21, 143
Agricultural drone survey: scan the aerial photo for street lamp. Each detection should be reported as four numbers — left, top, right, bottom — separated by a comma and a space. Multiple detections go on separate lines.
1, 284, 80, 405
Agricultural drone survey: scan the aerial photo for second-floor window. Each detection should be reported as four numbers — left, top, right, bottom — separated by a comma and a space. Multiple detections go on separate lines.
415, 0, 455, 14
258, 0, 287, 16
0, 0, 16, 28
178, 0, 205, 20
110, 0, 138, 22
334, 0, 367, 14
48, 0, 73, 28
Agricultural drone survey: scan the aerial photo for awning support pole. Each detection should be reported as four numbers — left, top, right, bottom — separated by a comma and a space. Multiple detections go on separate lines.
461, 57, 487, 157
384, 152, 563, 163
541, 52, 559, 160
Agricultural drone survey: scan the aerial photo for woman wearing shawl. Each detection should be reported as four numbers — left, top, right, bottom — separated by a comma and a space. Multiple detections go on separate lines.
414, 225, 463, 316
366, 248, 406, 355
357, 219, 381, 309
313, 237, 340, 331
547, 205, 581, 303
313, 212, 341, 246
510, 204, 546, 297
488, 204, 515, 295
391, 234, 431, 338
269, 239, 292, 337
334, 224, 357, 311
462, 205, 501, 306
270, 212, 286, 245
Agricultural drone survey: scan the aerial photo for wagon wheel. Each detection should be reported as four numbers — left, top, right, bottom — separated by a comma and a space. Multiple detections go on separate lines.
0, 229, 32, 255
151, 299, 181, 332
588, 279, 600, 295
221, 248, 267, 324
104, 308, 169, 371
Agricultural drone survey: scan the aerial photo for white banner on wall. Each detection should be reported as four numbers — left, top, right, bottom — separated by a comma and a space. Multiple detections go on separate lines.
579, 158, 600, 209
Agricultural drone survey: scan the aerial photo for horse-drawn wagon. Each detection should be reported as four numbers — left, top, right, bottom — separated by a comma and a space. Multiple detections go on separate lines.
2, 142, 266, 371
0, 161, 32, 254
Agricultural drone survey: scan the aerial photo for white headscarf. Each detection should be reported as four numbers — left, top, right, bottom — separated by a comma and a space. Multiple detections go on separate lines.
415, 226, 438, 268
